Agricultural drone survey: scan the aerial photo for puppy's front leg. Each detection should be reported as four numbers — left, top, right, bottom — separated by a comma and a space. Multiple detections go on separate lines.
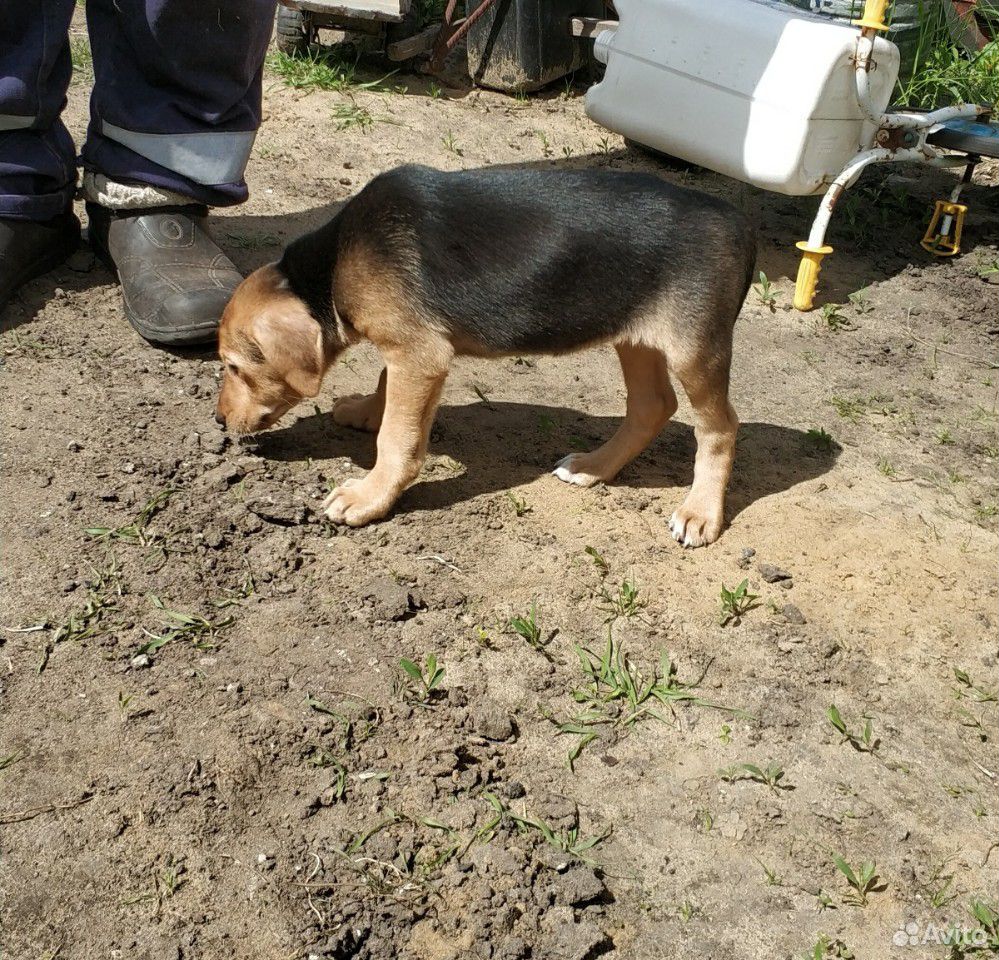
324, 351, 449, 527
332, 367, 387, 433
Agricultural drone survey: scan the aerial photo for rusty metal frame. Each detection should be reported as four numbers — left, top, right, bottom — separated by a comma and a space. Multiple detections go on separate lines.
427, 0, 501, 73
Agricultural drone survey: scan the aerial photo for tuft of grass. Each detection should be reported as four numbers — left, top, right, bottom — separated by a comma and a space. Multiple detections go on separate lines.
441, 129, 463, 155
756, 858, 783, 886
555, 631, 745, 768
224, 232, 280, 250
40, 555, 122, 671
753, 271, 779, 312
138, 595, 235, 655
265, 49, 393, 93
507, 602, 551, 658
331, 102, 375, 132
833, 854, 883, 906
806, 427, 836, 451
953, 667, 998, 704
876, 456, 897, 478
895, 3, 999, 110
597, 575, 645, 622
0, 751, 24, 774
719, 579, 760, 626
70, 35, 93, 79
480, 791, 609, 865
86, 489, 181, 563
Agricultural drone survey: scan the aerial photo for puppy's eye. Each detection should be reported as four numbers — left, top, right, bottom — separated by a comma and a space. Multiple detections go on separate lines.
225, 362, 240, 376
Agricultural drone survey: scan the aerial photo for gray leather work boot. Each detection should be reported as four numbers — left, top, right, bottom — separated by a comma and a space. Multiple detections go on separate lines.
87, 202, 243, 346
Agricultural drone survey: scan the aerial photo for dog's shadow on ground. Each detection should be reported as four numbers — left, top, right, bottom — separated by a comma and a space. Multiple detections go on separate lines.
256, 401, 840, 524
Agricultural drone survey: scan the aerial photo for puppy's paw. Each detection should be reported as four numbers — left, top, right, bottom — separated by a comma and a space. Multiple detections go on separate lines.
552, 453, 605, 488
332, 394, 382, 433
668, 497, 723, 548
323, 478, 393, 527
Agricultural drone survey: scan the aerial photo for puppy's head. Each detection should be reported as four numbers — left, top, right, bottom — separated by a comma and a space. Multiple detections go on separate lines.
216, 264, 330, 435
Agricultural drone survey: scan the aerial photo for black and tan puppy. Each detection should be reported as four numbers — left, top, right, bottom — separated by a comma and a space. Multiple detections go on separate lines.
216, 164, 755, 546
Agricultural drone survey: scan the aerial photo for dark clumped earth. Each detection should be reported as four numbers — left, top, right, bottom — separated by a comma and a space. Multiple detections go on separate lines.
1, 16, 998, 960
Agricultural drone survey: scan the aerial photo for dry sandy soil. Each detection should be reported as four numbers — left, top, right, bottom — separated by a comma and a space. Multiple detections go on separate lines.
2, 15, 998, 960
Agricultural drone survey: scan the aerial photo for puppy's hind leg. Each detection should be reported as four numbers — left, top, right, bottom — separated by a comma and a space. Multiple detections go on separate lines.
668, 355, 738, 548
332, 367, 387, 433
554, 341, 677, 487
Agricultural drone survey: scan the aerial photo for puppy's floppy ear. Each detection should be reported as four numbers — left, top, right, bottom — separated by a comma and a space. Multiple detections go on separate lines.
252, 298, 325, 397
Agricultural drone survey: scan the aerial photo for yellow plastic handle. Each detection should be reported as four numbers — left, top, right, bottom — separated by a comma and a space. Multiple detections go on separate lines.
853, 0, 889, 31
793, 242, 834, 312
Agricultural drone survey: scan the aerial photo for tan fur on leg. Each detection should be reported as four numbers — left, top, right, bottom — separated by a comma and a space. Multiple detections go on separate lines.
553, 342, 676, 487
332, 367, 387, 433
324, 349, 449, 526
668, 366, 738, 548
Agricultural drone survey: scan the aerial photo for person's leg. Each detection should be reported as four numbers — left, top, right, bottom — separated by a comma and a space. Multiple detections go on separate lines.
0, 1, 81, 310
82, 0, 277, 345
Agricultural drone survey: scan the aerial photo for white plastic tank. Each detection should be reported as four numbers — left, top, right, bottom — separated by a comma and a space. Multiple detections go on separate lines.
584, 0, 900, 195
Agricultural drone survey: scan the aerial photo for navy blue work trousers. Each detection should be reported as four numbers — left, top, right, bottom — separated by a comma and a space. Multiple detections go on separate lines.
0, 0, 277, 220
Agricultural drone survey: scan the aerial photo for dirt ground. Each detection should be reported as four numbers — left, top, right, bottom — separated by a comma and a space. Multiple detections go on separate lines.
2, 15, 999, 960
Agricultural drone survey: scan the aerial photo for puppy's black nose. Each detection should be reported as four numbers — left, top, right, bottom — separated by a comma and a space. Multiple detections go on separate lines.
214, 411, 227, 429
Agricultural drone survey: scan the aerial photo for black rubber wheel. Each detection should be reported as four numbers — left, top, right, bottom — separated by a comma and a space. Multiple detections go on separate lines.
276, 7, 314, 56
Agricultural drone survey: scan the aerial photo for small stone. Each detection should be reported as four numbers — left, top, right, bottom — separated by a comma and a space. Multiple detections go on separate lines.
782, 604, 806, 624
131, 654, 152, 669
67, 441, 82, 452
471, 704, 515, 742
758, 562, 792, 583
554, 866, 606, 907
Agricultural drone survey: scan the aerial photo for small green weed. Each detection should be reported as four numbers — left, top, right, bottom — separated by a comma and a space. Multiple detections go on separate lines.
953, 667, 998, 704
847, 288, 874, 314
397, 653, 445, 705
224, 232, 280, 249
806, 427, 835, 451
719, 579, 760, 626
820, 303, 853, 332
506, 491, 532, 517
801, 934, 855, 959
597, 576, 645, 621
833, 854, 883, 906
753, 271, 779, 312
441, 129, 463, 155
719, 761, 792, 793
827, 704, 879, 754
507, 602, 551, 657
584, 545, 610, 576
